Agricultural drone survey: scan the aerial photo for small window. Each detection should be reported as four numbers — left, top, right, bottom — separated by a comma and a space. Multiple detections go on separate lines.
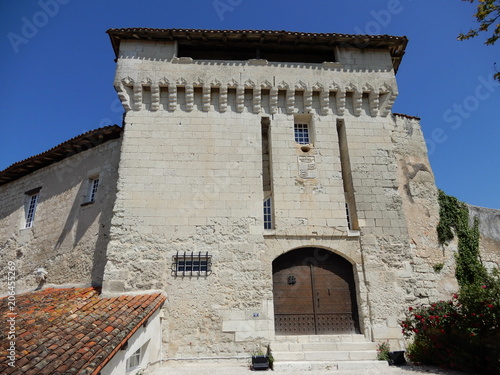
345, 203, 352, 230
126, 347, 141, 372
25, 191, 40, 228
172, 252, 212, 277
88, 177, 99, 203
263, 197, 273, 229
294, 123, 310, 144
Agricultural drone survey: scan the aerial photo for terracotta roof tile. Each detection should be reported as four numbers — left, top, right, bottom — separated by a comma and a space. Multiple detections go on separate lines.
0, 287, 165, 374
0, 125, 122, 186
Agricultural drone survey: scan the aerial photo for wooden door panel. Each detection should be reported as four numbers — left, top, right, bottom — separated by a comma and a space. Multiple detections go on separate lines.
273, 265, 313, 315
273, 248, 359, 335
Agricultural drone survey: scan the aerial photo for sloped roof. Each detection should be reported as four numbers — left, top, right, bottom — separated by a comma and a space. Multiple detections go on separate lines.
0, 125, 122, 186
0, 287, 165, 375
106, 28, 408, 71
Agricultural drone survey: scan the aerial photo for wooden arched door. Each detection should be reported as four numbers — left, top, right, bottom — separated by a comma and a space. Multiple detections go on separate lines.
273, 248, 359, 335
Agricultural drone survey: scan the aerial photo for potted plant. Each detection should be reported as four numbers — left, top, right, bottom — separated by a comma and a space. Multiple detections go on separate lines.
251, 344, 274, 371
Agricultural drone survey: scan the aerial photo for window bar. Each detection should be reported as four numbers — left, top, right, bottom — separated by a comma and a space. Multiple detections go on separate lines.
183, 251, 186, 277
198, 251, 201, 273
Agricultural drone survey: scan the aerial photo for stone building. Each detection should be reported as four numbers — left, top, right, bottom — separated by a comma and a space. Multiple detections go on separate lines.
1, 28, 498, 370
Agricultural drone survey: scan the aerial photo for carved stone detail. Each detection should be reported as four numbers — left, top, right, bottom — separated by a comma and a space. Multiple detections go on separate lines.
185, 84, 194, 112
304, 89, 313, 113
270, 87, 278, 114
114, 74, 397, 117
168, 84, 177, 111
115, 79, 131, 111
151, 84, 160, 111
236, 86, 245, 113
202, 86, 211, 112
286, 89, 295, 114
253, 88, 261, 114
219, 86, 228, 113
133, 84, 142, 111
318, 89, 328, 116
353, 91, 363, 117
335, 91, 346, 116
261, 80, 272, 89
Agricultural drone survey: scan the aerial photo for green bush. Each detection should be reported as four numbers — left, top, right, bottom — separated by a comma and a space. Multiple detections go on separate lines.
407, 190, 500, 373
401, 274, 500, 374
376, 341, 390, 361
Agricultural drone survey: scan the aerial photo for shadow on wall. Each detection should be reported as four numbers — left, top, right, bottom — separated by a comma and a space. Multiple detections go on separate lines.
53, 175, 118, 287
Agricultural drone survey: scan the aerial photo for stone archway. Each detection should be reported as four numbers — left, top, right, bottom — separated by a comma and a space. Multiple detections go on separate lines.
272, 247, 360, 335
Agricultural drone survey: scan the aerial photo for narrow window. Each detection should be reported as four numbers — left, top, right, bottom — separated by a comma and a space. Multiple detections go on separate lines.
263, 197, 273, 229
337, 119, 359, 230
294, 123, 310, 144
83, 176, 99, 204
25, 193, 39, 228
262, 117, 274, 230
126, 347, 141, 371
89, 177, 99, 202
345, 202, 352, 230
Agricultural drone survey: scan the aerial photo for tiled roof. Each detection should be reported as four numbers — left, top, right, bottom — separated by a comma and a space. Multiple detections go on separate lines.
0, 125, 122, 186
0, 287, 165, 375
393, 113, 421, 121
106, 28, 408, 71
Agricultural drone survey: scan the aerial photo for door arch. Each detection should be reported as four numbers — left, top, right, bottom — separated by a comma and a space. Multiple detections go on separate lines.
272, 247, 359, 335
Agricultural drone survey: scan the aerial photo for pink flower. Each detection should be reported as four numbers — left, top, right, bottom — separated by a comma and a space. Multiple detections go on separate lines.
481, 285, 487, 289
409, 307, 414, 311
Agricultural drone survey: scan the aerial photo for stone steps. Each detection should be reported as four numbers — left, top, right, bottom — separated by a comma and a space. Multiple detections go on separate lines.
270, 334, 387, 372
273, 360, 389, 372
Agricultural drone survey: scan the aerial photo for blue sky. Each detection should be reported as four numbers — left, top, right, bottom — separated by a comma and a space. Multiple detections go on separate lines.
1, 0, 499, 208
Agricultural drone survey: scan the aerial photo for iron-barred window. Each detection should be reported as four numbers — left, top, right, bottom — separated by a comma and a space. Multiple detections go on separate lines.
294, 123, 310, 144
172, 252, 212, 277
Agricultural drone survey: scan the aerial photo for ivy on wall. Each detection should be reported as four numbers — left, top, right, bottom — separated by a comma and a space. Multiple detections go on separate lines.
436, 190, 486, 287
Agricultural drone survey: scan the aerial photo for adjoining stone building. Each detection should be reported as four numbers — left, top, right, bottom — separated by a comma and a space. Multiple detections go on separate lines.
1, 28, 498, 370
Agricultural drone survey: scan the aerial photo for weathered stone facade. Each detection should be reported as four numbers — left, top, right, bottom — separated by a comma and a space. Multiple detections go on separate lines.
0, 128, 121, 293
1, 29, 498, 364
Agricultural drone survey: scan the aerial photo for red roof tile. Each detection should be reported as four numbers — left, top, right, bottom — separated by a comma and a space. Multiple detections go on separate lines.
393, 113, 421, 121
0, 125, 122, 186
0, 287, 165, 375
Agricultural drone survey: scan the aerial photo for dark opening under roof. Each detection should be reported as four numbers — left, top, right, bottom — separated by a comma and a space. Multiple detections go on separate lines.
106, 28, 408, 71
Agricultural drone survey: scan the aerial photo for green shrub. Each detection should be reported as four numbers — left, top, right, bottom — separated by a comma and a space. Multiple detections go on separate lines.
376, 341, 390, 361
401, 191, 500, 374
401, 275, 500, 374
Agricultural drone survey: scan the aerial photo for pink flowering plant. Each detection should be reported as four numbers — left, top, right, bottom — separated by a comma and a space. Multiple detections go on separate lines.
400, 276, 500, 373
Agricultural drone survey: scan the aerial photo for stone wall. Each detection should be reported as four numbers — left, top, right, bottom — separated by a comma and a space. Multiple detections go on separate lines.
0, 139, 121, 294
104, 38, 424, 358
468, 204, 500, 270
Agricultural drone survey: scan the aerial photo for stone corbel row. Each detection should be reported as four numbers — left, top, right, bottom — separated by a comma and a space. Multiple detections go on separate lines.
114, 77, 397, 117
